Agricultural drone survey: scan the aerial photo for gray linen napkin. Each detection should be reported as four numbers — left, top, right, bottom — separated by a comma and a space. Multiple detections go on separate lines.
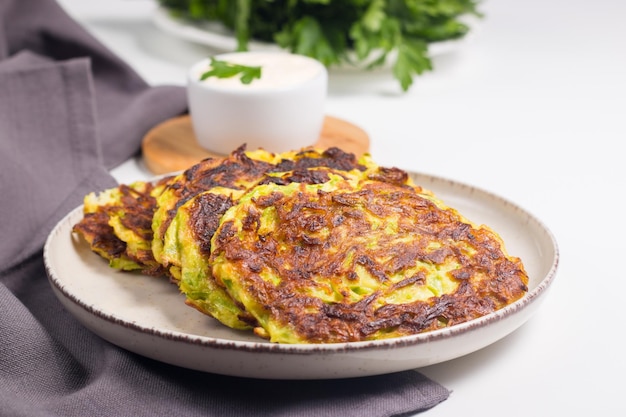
0, 1, 450, 416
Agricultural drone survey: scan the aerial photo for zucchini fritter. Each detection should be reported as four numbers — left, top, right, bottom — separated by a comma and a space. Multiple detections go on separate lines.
72, 145, 529, 344
152, 145, 367, 279
210, 174, 529, 343
72, 178, 171, 276
165, 188, 254, 329
160, 147, 371, 328
152, 147, 275, 279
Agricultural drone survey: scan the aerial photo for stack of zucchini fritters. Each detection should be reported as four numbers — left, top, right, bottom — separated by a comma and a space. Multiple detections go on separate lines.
73, 146, 529, 344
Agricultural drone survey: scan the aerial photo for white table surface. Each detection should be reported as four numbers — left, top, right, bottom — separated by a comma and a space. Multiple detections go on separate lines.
56, 0, 626, 415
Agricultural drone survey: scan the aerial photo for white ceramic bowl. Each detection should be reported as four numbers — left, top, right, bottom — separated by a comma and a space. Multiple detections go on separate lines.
187, 52, 328, 155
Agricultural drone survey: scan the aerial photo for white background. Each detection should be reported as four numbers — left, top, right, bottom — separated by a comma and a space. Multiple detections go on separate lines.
56, 1, 626, 415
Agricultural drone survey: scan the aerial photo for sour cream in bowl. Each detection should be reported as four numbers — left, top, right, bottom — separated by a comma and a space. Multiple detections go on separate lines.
187, 51, 328, 155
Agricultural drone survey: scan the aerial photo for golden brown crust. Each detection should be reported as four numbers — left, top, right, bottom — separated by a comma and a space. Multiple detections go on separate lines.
73, 144, 529, 344
72, 211, 126, 259
211, 179, 529, 343
157, 147, 274, 241
166, 146, 367, 254
188, 192, 235, 256
73, 179, 171, 276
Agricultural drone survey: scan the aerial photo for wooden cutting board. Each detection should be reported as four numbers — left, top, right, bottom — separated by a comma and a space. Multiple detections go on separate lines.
142, 115, 370, 175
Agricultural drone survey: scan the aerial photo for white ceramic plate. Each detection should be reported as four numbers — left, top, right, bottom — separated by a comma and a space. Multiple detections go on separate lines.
151, 7, 479, 62
44, 172, 558, 380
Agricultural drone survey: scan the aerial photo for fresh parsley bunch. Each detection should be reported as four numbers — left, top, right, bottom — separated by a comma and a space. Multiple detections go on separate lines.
158, 0, 482, 91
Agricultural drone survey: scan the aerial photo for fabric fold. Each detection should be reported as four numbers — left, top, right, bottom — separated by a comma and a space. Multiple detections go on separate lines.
1, 0, 188, 168
0, 52, 116, 270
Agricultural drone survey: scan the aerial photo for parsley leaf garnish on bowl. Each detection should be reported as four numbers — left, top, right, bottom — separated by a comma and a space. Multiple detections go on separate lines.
158, 0, 482, 92
200, 58, 262, 85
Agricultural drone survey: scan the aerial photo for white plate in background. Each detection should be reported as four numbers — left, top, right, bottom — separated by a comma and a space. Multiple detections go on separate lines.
151, 7, 480, 63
